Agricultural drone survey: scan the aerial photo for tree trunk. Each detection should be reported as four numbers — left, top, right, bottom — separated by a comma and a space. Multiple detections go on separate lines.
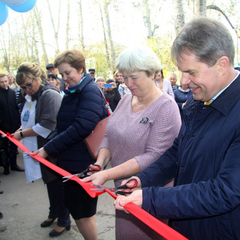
195, 0, 206, 16
143, 0, 153, 39
46, 0, 60, 54
99, 1, 111, 69
65, 0, 70, 50
33, 6, 48, 64
172, 0, 185, 36
103, 0, 115, 72
1, 27, 9, 72
78, 0, 85, 51
21, 15, 30, 60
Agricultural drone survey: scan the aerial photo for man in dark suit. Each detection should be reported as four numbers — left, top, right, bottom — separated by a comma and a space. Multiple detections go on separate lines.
0, 74, 24, 174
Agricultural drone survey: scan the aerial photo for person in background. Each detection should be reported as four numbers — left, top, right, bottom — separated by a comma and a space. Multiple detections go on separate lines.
12, 63, 70, 237
34, 49, 108, 240
168, 72, 179, 90
88, 68, 95, 80
114, 70, 123, 88
47, 73, 64, 97
174, 83, 192, 118
46, 63, 66, 91
83, 46, 181, 240
115, 70, 131, 98
0, 74, 24, 175
95, 76, 105, 90
114, 17, 240, 240
155, 69, 175, 98
103, 79, 121, 111
7, 73, 20, 92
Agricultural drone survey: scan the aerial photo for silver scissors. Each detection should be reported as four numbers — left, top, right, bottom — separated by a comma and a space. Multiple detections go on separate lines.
63, 164, 101, 182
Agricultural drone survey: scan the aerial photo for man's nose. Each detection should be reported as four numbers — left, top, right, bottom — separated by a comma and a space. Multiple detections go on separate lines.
180, 73, 191, 86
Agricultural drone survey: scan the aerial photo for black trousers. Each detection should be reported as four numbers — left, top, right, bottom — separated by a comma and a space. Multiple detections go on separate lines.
0, 138, 18, 169
46, 177, 71, 227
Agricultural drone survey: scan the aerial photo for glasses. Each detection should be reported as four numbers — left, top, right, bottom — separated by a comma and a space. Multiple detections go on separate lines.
21, 79, 34, 90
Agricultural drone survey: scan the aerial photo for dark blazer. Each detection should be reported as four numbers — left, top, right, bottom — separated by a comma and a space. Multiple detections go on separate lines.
44, 74, 108, 173
139, 74, 240, 240
0, 87, 20, 133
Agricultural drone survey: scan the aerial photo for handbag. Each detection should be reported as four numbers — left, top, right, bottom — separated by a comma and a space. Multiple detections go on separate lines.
85, 84, 112, 159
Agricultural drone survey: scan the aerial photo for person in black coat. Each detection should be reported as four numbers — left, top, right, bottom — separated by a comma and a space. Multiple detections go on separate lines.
103, 79, 121, 111
0, 74, 24, 174
35, 49, 108, 240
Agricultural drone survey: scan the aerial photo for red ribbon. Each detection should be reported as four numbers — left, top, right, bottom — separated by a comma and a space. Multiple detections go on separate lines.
0, 131, 103, 198
0, 130, 188, 240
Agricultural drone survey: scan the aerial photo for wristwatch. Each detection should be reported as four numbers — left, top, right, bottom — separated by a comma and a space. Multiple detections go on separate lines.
20, 131, 24, 138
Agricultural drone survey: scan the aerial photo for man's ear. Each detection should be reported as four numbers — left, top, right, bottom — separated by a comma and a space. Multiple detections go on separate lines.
217, 56, 229, 76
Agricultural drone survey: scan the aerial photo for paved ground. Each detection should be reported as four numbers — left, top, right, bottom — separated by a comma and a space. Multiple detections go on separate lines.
0, 149, 115, 240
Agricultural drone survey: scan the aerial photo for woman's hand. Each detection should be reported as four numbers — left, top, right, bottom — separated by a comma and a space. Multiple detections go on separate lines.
31, 147, 48, 159
81, 170, 109, 186
11, 131, 21, 140
114, 189, 143, 211
121, 176, 142, 189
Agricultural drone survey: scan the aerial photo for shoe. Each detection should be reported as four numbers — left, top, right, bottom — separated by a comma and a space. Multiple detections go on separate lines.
0, 212, 3, 219
11, 165, 24, 172
49, 225, 71, 237
3, 168, 10, 175
40, 218, 56, 228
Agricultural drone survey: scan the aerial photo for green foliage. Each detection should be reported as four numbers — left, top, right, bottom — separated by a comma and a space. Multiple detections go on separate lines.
146, 34, 179, 78
83, 40, 125, 79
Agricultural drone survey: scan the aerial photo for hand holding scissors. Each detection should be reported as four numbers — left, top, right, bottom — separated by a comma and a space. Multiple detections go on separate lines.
92, 178, 138, 195
63, 164, 101, 182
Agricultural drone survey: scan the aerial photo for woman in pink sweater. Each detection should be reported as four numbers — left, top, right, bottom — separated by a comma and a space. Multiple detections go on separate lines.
84, 46, 181, 240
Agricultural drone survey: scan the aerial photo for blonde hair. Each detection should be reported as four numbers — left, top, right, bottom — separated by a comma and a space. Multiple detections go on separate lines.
95, 76, 105, 82
16, 62, 46, 85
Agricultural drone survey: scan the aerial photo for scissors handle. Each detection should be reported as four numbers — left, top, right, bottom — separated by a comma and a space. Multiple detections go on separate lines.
79, 164, 101, 179
117, 178, 138, 190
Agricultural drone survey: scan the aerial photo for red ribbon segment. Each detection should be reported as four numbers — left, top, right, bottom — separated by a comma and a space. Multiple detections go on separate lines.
0, 130, 188, 240
0, 131, 103, 198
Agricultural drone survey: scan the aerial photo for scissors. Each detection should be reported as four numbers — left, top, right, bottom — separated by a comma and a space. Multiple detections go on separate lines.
92, 178, 138, 195
63, 164, 101, 182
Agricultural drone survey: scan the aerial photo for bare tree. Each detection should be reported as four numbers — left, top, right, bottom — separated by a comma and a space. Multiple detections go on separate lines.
194, 0, 207, 16
65, 0, 70, 50
20, 15, 30, 60
98, 1, 111, 69
142, 0, 159, 39
172, 0, 185, 36
103, 0, 115, 72
46, 0, 61, 54
0, 27, 10, 72
77, 0, 85, 51
33, 6, 48, 64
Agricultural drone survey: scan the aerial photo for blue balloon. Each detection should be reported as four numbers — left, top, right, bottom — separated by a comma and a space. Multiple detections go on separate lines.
9, 0, 37, 13
0, 2, 8, 26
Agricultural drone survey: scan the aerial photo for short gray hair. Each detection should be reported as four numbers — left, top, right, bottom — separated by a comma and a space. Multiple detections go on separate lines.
171, 17, 235, 67
115, 46, 161, 76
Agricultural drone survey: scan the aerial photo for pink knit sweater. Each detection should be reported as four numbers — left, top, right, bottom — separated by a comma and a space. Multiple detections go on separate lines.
100, 93, 181, 240
100, 93, 181, 185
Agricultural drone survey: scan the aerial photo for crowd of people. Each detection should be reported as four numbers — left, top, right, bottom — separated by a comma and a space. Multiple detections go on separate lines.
1, 17, 240, 240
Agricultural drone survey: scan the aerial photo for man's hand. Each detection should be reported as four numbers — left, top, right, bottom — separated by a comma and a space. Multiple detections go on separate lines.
114, 190, 143, 212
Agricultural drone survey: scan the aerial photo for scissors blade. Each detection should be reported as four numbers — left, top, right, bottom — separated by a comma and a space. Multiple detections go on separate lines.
62, 174, 75, 182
